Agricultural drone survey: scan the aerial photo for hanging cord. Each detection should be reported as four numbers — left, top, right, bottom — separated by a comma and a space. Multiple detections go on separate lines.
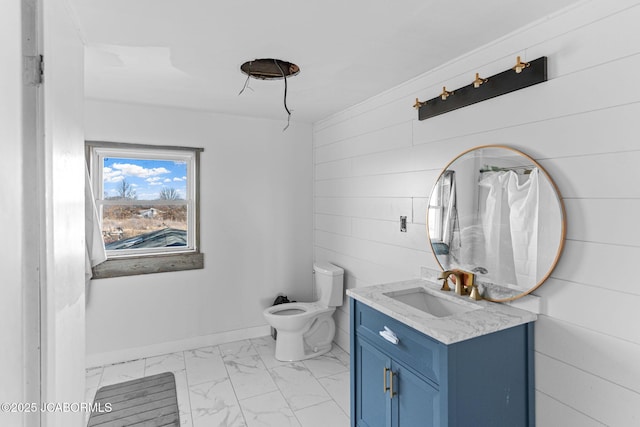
238, 74, 253, 95
273, 59, 292, 131
238, 61, 254, 95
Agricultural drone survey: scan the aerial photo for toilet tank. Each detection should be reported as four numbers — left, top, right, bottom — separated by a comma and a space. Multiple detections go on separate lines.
313, 262, 344, 307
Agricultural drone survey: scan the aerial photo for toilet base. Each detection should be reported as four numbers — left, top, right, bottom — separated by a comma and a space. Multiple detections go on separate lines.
275, 331, 332, 361
273, 314, 336, 361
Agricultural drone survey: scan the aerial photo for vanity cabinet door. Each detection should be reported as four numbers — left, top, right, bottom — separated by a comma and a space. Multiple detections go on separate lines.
392, 362, 439, 427
354, 336, 392, 427
354, 335, 440, 427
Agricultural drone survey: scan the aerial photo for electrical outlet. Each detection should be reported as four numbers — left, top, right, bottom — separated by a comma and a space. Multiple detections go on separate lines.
400, 216, 407, 232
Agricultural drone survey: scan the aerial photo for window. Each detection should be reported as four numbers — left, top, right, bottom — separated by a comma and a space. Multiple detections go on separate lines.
87, 141, 203, 278
428, 171, 459, 257
428, 175, 446, 243
428, 170, 455, 244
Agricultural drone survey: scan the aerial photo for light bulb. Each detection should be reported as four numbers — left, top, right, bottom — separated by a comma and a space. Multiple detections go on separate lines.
473, 73, 483, 88
440, 87, 450, 100
513, 56, 528, 73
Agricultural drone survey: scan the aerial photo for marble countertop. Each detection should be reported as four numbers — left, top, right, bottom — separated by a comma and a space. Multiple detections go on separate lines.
346, 279, 537, 345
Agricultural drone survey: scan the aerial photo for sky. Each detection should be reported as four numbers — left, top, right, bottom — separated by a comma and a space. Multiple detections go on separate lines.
103, 157, 187, 200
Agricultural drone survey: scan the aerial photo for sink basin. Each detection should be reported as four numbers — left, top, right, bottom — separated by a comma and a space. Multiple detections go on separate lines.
383, 287, 478, 318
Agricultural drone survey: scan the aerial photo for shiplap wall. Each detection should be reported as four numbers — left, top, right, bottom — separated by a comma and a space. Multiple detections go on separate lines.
313, 1, 640, 425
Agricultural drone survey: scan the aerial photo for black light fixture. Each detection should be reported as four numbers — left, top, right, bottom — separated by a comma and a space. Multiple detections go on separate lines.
414, 56, 547, 121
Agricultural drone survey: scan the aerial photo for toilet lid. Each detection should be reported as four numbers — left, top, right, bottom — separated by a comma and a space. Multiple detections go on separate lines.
272, 308, 306, 316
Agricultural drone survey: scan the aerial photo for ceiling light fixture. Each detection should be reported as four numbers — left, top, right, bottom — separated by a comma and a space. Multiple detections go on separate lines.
239, 58, 300, 131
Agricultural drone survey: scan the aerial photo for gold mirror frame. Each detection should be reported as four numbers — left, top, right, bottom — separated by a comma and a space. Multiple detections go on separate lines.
427, 145, 566, 302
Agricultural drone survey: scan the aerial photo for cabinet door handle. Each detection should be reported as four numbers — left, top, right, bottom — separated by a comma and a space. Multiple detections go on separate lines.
390, 370, 396, 398
379, 326, 399, 345
383, 367, 390, 393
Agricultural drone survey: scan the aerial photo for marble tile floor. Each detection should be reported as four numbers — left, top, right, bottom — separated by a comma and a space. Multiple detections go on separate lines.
85, 336, 350, 427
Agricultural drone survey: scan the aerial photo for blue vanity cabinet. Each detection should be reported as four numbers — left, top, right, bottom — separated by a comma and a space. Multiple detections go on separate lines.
354, 335, 440, 427
350, 298, 535, 427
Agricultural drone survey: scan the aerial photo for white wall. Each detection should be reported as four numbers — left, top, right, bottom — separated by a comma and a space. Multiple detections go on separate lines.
85, 100, 313, 366
314, 1, 640, 425
41, 0, 88, 425
0, 2, 36, 426
2, 1, 87, 426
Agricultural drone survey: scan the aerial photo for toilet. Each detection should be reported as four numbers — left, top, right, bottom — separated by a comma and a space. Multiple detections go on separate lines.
263, 262, 344, 361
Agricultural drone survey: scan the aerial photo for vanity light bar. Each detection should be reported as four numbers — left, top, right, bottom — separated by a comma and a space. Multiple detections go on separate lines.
414, 56, 547, 121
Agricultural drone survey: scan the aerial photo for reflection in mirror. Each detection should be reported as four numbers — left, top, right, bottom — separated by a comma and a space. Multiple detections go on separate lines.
427, 145, 565, 302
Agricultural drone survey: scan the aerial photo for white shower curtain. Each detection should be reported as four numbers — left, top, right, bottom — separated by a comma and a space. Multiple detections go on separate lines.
85, 163, 107, 300
506, 168, 539, 289
478, 168, 539, 289
478, 171, 517, 287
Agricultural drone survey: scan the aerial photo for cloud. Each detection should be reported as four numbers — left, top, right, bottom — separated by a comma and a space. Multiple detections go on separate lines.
103, 167, 124, 183
173, 176, 186, 182
112, 163, 170, 178
163, 178, 171, 183
146, 177, 165, 186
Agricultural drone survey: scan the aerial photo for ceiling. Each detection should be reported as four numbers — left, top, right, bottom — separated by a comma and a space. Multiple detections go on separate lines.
69, 0, 578, 123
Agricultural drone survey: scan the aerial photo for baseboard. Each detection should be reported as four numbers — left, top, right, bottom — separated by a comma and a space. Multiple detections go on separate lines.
334, 327, 351, 354
86, 325, 271, 368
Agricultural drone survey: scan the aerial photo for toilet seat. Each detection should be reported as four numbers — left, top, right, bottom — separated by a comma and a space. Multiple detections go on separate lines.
264, 302, 333, 320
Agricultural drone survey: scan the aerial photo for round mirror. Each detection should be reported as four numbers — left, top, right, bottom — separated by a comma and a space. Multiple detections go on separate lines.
427, 145, 566, 302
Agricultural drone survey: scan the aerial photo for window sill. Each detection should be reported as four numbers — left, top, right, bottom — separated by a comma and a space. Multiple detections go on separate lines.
91, 252, 204, 279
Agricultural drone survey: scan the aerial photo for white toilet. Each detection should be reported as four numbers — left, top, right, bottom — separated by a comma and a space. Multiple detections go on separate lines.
263, 262, 344, 361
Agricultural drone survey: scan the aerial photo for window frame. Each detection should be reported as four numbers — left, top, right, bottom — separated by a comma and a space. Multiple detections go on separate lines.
428, 176, 446, 243
86, 141, 204, 278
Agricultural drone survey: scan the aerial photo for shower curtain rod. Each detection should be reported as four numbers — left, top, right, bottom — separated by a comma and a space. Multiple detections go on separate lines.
479, 165, 536, 174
